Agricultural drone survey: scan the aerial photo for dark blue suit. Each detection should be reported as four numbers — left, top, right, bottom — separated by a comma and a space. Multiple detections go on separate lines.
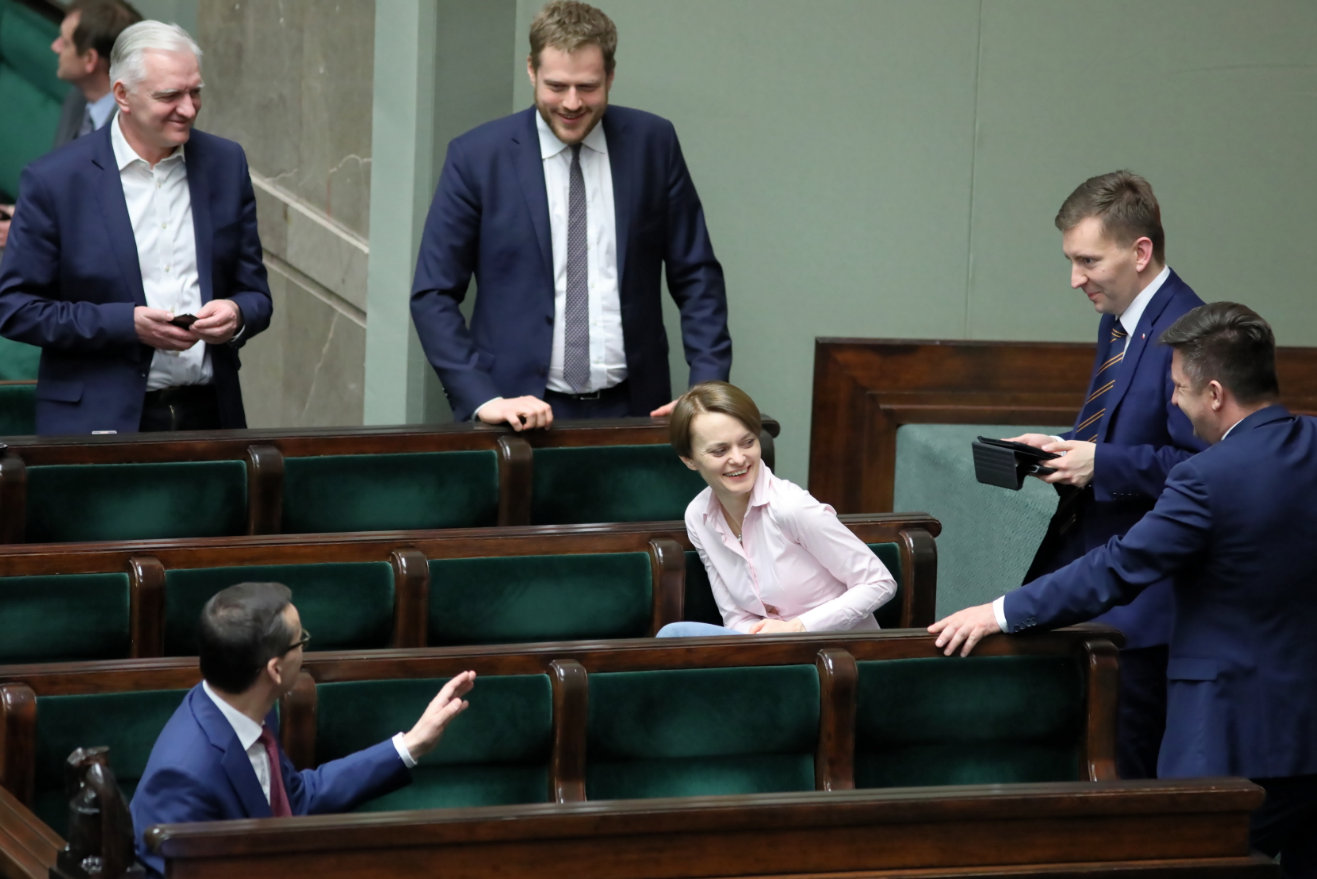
130, 684, 410, 878
1004, 405, 1317, 867
410, 106, 730, 421
1023, 271, 1205, 778
0, 125, 273, 435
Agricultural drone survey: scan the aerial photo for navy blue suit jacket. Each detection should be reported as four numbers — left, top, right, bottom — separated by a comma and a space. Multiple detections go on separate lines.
410, 106, 730, 421
130, 684, 410, 877
1026, 271, 1205, 648
0, 125, 273, 435
1006, 406, 1317, 779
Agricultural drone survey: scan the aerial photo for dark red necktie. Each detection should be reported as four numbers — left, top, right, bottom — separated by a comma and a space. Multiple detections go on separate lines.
258, 726, 292, 817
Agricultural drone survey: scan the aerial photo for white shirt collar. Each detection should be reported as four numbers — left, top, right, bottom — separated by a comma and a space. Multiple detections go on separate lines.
535, 109, 608, 161
1116, 265, 1170, 333
110, 113, 185, 171
201, 680, 264, 751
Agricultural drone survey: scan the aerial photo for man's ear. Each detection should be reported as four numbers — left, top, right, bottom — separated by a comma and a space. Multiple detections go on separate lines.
1133, 236, 1154, 273
1207, 379, 1226, 410
112, 80, 130, 113
526, 55, 536, 87
265, 655, 283, 688
82, 48, 101, 77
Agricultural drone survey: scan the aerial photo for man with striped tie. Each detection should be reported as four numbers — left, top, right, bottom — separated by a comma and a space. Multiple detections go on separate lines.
1004, 171, 1205, 780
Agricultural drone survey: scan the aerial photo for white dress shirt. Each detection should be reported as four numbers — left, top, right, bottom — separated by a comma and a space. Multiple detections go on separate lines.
1114, 265, 1170, 355
110, 114, 211, 391
535, 111, 625, 393
686, 463, 897, 633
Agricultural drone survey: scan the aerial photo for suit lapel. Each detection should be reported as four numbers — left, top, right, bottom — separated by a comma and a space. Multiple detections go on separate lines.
185, 139, 215, 305
511, 108, 554, 284
1098, 281, 1176, 441
603, 110, 631, 287
190, 686, 273, 818
90, 128, 147, 306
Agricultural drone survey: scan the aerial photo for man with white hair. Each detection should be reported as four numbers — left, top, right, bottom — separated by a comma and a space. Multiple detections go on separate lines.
0, 21, 272, 434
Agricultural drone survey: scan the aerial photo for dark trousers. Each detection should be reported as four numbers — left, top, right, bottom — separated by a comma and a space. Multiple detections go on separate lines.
543, 381, 634, 419
139, 385, 221, 432
1114, 644, 1168, 780
1252, 774, 1317, 877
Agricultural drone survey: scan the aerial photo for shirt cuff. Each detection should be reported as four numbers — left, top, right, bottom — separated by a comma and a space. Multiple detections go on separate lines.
391, 732, 416, 768
992, 596, 1008, 632
472, 397, 501, 422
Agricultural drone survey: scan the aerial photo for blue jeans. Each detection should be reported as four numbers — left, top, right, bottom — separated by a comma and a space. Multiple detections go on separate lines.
656, 621, 744, 637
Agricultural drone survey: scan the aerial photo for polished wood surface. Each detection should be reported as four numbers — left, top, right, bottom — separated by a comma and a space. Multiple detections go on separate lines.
809, 338, 1317, 513
143, 779, 1272, 879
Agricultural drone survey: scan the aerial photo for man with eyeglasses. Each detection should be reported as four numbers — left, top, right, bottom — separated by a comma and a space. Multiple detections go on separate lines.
130, 582, 476, 877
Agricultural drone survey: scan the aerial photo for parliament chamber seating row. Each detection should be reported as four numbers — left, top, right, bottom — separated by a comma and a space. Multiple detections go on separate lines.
0, 418, 778, 543
0, 632, 1275, 878
0, 514, 937, 665
0, 629, 1116, 838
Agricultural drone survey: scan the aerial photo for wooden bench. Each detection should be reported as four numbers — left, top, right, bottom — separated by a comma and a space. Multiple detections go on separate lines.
0, 513, 936, 663
0, 417, 779, 542
138, 779, 1275, 879
0, 628, 1118, 838
809, 338, 1317, 513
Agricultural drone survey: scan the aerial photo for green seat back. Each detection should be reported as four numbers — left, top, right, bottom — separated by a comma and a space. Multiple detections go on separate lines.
33, 689, 186, 836
682, 543, 906, 628
855, 655, 1084, 787
0, 381, 36, 434
315, 675, 553, 810
0, 573, 131, 663
586, 665, 819, 800
163, 562, 396, 654
531, 445, 706, 524
26, 461, 248, 542
281, 451, 499, 532
0, 1, 64, 200
429, 553, 652, 645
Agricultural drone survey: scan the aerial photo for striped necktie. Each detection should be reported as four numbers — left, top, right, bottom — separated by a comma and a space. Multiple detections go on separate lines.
1073, 319, 1128, 442
563, 143, 590, 392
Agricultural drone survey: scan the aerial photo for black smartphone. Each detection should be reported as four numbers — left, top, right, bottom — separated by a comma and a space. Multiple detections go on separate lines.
170, 313, 198, 329
975, 436, 1061, 461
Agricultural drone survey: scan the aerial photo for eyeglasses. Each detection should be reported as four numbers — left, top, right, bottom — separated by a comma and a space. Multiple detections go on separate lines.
281, 629, 311, 655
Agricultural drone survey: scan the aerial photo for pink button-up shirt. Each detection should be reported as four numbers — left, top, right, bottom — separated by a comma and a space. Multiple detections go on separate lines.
686, 463, 896, 632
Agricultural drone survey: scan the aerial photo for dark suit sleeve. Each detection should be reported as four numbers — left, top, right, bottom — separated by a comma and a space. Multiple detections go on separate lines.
1005, 460, 1211, 632
131, 765, 227, 878
410, 139, 502, 419
659, 124, 730, 387
222, 149, 273, 344
0, 165, 138, 352
284, 738, 410, 815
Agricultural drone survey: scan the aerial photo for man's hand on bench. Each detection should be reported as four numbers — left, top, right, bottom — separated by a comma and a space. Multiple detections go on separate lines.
929, 603, 1000, 657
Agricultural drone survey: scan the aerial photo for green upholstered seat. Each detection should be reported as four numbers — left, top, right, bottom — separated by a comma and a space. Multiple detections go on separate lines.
854, 655, 1084, 788
0, 572, 131, 663
163, 562, 396, 655
530, 445, 707, 524
281, 451, 500, 533
682, 543, 906, 629
586, 665, 819, 800
32, 688, 187, 836
315, 675, 553, 810
0, 381, 36, 434
25, 461, 248, 542
894, 423, 1066, 615
428, 552, 653, 645
0, 0, 64, 201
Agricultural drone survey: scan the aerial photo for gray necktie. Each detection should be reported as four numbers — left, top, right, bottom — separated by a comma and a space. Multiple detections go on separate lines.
77, 107, 94, 138
564, 143, 590, 392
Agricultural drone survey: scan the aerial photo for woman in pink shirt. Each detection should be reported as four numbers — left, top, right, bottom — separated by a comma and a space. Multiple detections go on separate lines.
658, 381, 896, 636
